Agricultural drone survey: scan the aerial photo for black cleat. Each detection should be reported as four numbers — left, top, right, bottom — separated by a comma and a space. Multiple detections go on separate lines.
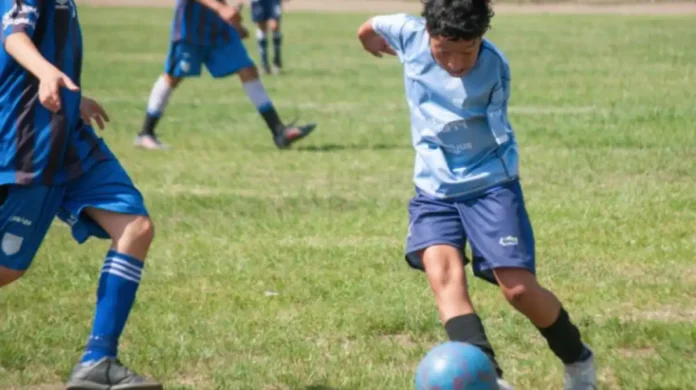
274, 122, 317, 149
66, 357, 162, 390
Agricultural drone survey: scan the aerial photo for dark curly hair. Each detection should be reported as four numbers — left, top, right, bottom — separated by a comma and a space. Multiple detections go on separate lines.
421, 0, 494, 41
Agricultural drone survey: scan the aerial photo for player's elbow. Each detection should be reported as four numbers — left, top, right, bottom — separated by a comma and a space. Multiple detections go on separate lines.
357, 19, 374, 40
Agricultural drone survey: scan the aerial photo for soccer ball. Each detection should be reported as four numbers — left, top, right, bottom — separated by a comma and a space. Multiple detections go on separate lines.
415, 342, 499, 390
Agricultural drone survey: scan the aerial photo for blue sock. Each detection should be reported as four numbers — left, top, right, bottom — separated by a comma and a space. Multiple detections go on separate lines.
256, 30, 269, 68
81, 251, 144, 364
272, 31, 282, 66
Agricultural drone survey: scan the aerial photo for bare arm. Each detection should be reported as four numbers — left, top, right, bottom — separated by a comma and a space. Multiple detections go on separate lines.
357, 18, 396, 57
4, 33, 79, 112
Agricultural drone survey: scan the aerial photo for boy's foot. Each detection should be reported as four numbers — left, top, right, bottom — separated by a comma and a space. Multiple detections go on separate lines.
497, 378, 515, 390
274, 123, 317, 149
262, 63, 273, 75
135, 133, 168, 150
66, 357, 162, 390
272, 58, 282, 75
564, 347, 597, 390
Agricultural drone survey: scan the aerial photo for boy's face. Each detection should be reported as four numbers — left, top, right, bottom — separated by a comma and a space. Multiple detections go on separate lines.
429, 36, 482, 78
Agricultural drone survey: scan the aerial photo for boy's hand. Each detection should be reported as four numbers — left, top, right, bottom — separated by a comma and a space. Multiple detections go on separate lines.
217, 4, 241, 25
358, 21, 396, 58
38, 69, 80, 113
80, 96, 110, 130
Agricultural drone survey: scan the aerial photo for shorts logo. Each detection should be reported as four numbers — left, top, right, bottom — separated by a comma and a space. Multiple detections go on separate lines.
2, 233, 23, 256
179, 60, 191, 73
66, 214, 79, 227
499, 236, 518, 247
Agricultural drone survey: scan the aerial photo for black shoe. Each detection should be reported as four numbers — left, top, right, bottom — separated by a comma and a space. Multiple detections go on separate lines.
273, 122, 317, 149
66, 357, 163, 390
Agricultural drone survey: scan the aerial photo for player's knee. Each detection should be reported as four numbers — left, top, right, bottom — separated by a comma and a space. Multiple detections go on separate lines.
162, 74, 182, 88
422, 248, 465, 292
117, 216, 155, 254
0, 267, 25, 288
494, 268, 538, 305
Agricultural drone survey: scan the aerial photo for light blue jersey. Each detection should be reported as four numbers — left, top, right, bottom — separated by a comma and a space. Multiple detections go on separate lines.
372, 14, 518, 199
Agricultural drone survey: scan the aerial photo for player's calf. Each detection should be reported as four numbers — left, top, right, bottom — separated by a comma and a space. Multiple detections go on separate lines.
421, 245, 503, 378
494, 268, 596, 389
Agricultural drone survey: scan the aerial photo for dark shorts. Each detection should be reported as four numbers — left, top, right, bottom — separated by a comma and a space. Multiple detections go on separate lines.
0, 154, 148, 271
165, 36, 254, 79
251, 0, 282, 22
405, 179, 535, 284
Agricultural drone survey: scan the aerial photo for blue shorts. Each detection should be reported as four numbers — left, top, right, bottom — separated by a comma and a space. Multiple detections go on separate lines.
0, 156, 148, 271
251, 0, 282, 22
165, 38, 254, 78
405, 179, 535, 284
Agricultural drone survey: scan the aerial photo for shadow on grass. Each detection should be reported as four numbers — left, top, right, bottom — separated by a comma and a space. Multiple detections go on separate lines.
296, 143, 410, 152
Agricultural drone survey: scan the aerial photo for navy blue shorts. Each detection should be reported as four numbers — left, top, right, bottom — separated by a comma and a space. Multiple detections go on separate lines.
165, 36, 254, 79
251, 0, 282, 23
0, 152, 148, 271
405, 179, 535, 284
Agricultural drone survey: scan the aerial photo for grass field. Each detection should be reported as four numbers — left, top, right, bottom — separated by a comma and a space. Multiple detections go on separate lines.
1, 5, 695, 390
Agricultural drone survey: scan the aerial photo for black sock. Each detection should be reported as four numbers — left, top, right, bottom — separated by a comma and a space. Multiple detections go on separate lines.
445, 313, 503, 378
538, 308, 591, 364
139, 115, 160, 137
260, 108, 285, 137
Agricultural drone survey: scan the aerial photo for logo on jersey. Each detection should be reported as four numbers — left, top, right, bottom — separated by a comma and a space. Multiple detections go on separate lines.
2, 4, 37, 30
56, 0, 76, 17
499, 236, 519, 247
2, 233, 23, 256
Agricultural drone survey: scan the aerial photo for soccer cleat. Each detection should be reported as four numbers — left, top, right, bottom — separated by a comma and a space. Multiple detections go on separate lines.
66, 357, 162, 390
497, 378, 515, 390
564, 347, 597, 390
135, 134, 168, 150
273, 122, 317, 149
272, 58, 282, 75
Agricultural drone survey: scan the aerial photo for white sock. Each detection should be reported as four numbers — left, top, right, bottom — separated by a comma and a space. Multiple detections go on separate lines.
146, 76, 174, 117
242, 79, 274, 113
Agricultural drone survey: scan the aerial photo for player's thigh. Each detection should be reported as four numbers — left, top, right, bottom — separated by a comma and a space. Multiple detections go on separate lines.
0, 185, 65, 273
206, 37, 255, 78
458, 180, 536, 284
404, 190, 466, 271
164, 41, 204, 78
59, 156, 149, 247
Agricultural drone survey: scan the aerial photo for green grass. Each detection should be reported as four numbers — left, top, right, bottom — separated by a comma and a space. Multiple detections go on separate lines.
1, 7, 696, 390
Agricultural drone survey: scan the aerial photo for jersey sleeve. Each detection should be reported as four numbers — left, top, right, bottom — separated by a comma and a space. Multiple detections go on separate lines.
487, 62, 513, 145
1, 0, 41, 41
371, 13, 410, 58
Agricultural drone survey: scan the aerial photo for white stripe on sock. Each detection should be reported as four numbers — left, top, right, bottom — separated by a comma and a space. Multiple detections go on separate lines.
103, 268, 141, 284
103, 263, 142, 281
108, 257, 143, 275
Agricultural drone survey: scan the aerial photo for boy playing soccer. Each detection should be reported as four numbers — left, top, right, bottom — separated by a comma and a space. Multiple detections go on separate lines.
357, 1, 597, 388
136, 0, 314, 150
0, 0, 161, 388
250, 0, 285, 75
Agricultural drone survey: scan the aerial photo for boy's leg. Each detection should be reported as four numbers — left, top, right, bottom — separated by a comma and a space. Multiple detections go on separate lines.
269, 1, 283, 72
58, 156, 161, 389
205, 35, 316, 149
459, 180, 596, 390
255, 21, 271, 74
137, 41, 199, 150
0, 185, 64, 287
404, 191, 504, 379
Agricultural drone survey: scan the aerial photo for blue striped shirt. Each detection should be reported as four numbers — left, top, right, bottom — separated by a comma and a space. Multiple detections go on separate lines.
170, 0, 236, 46
0, 0, 108, 186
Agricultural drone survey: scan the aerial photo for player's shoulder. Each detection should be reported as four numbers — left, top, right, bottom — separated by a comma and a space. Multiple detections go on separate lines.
479, 39, 511, 77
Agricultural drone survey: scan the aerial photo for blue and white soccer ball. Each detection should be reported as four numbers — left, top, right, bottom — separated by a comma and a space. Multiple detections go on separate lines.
415, 341, 499, 390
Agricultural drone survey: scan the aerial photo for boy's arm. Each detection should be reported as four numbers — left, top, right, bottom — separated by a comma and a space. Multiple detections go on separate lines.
358, 14, 409, 59
193, 0, 247, 37
2, 1, 78, 112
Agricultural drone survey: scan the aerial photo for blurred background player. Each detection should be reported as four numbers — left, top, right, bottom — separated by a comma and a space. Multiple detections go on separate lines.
0, 0, 160, 388
136, 0, 315, 150
251, 0, 286, 75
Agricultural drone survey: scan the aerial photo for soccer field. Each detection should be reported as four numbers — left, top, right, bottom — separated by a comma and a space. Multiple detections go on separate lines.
1, 5, 695, 390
